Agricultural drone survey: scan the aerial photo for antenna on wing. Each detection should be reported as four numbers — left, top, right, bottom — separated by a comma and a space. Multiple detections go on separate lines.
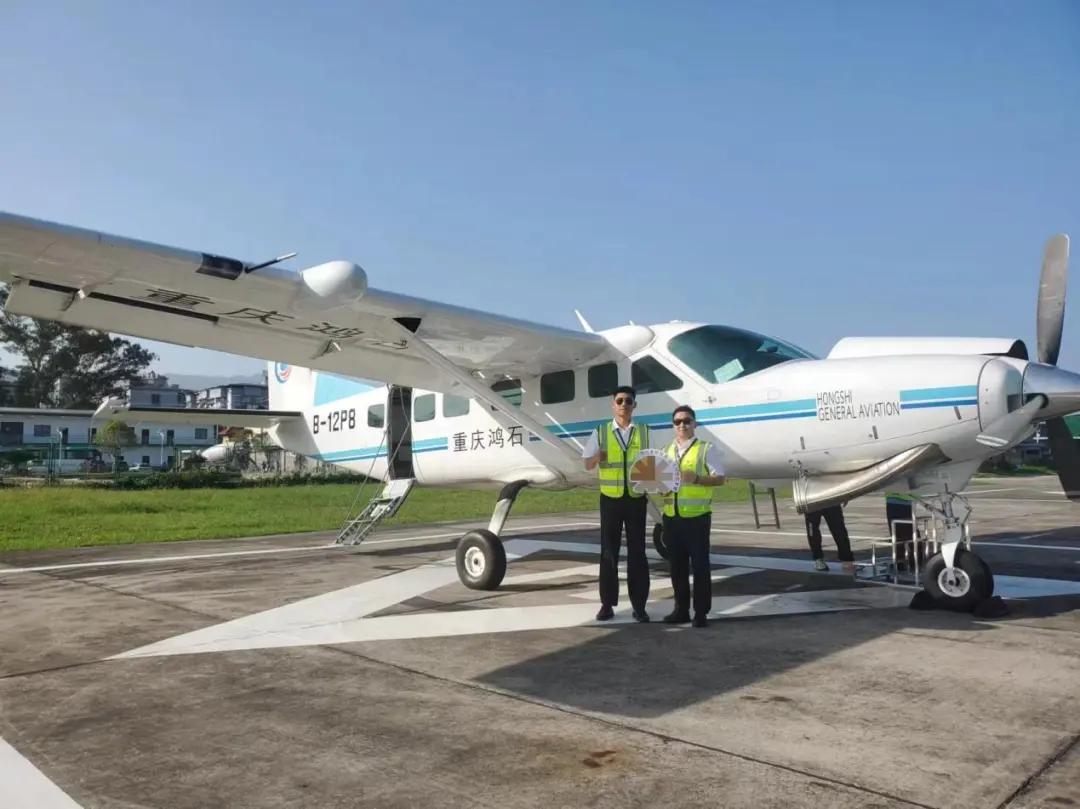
245, 252, 299, 274
574, 309, 595, 333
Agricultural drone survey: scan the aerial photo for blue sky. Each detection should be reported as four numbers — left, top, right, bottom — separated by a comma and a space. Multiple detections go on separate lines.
1, 1, 1078, 378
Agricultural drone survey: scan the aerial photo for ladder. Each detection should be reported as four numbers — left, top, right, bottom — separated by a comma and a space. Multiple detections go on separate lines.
336, 477, 416, 546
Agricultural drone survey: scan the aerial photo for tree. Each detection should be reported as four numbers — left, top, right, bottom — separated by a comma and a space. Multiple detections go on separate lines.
92, 420, 138, 472
0, 285, 157, 408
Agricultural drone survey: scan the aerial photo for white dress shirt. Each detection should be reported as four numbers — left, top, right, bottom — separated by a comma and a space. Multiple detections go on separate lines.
670, 436, 725, 476
580, 420, 650, 458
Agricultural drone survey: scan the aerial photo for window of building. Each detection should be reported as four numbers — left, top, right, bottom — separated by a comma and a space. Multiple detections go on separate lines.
587, 362, 619, 398
631, 355, 684, 394
414, 393, 436, 422
540, 369, 575, 404
443, 394, 470, 418
33, 424, 51, 437
141, 429, 150, 445
194, 428, 208, 440
492, 377, 522, 408
666, 324, 815, 385
166, 429, 174, 446
367, 404, 385, 428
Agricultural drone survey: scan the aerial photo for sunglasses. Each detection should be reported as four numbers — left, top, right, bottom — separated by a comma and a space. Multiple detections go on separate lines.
614, 397, 634, 405
673, 418, 693, 426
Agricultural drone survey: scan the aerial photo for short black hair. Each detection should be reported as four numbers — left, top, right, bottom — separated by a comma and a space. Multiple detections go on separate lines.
672, 404, 696, 420
613, 385, 636, 401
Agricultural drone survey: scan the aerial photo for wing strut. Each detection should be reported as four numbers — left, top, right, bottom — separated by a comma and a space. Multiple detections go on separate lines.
375, 318, 583, 464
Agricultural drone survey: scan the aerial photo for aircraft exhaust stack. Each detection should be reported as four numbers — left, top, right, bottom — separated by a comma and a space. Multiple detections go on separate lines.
791, 443, 949, 514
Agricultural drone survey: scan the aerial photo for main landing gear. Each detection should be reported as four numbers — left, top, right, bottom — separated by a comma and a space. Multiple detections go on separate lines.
455, 480, 531, 590
910, 493, 1000, 615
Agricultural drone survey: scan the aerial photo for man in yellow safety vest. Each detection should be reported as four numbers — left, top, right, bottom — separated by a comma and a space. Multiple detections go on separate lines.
660, 405, 726, 627
582, 385, 653, 622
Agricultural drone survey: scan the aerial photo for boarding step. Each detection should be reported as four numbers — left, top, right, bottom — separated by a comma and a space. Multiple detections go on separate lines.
336, 477, 416, 546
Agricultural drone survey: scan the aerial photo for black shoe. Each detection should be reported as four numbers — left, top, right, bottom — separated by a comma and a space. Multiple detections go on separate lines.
632, 609, 650, 623
692, 614, 708, 628
663, 610, 691, 624
596, 605, 614, 621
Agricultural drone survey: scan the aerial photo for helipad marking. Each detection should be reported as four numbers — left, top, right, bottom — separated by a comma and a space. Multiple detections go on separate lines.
0, 736, 84, 808
107, 539, 911, 661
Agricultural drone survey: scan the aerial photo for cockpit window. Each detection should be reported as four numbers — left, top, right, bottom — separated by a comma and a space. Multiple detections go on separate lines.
667, 325, 816, 384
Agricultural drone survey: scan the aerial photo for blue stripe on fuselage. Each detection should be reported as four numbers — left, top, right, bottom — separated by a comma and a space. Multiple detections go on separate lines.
311, 386, 979, 461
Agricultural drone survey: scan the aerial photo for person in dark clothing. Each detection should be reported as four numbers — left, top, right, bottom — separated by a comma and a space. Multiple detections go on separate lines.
804, 503, 855, 572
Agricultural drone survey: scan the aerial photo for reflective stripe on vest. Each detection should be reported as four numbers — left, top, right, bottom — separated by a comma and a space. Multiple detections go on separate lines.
663, 438, 713, 517
596, 421, 649, 498
886, 491, 916, 504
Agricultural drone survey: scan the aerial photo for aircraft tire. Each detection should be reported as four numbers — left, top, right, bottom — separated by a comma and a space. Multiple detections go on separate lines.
652, 522, 669, 561
921, 547, 994, 612
456, 529, 507, 591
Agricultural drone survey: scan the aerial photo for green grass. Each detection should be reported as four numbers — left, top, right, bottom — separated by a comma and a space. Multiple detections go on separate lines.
0, 478, 775, 552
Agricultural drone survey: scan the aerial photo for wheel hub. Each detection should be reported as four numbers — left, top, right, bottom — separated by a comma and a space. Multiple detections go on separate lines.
464, 546, 485, 577
937, 566, 971, 597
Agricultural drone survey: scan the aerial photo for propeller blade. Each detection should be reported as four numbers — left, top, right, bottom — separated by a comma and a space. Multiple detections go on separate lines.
1045, 416, 1080, 500
1037, 234, 1069, 366
976, 395, 1047, 449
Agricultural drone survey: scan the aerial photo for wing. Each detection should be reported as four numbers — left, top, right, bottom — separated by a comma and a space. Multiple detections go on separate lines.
92, 398, 305, 429
0, 212, 610, 396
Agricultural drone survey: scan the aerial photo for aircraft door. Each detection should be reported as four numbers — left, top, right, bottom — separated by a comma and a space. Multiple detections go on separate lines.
386, 385, 414, 479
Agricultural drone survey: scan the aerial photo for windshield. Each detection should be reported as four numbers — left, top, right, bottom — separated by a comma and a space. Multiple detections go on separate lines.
666, 324, 816, 384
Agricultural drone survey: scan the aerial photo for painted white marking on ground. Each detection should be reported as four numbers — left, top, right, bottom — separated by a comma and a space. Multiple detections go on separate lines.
981, 542, 1080, 552
0, 736, 84, 808
111, 587, 913, 658
0, 520, 601, 576
568, 567, 758, 600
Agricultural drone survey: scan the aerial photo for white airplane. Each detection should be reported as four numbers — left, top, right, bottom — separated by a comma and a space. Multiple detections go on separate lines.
0, 212, 1075, 613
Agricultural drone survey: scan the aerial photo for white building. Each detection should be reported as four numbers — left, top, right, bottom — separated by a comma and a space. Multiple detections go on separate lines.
0, 406, 219, 471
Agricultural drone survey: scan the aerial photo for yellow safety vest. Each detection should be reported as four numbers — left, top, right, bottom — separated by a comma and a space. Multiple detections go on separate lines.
596, 421, 650, 499
663, 438, 714, 517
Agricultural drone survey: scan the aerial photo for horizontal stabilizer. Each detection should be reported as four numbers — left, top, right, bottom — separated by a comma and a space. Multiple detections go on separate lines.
93, 398, 304, 429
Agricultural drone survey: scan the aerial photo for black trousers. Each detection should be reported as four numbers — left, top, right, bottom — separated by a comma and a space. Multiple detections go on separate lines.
599, 493, 649, 611
663, 512, 712, 617
804, 504, 854, 562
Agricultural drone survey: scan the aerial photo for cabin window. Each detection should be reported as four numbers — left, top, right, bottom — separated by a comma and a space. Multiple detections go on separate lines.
367, 404, 385, 428
631, 355, 684, 394
666, 324, 815, 385
414, 393, 436, 422
587, 362, 619, 398
443, 394, 470, 418
540, 369, 575, 404
492, 377, 522, 408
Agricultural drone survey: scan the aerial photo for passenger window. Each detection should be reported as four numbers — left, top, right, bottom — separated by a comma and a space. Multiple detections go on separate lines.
492, 377, 522, 408
367, 404, 385, 428
588, 362, 618, 398
414, 393, 436, 422
631, 355, 684, 394
443, 394, 470, 418
540, 369, 575, 404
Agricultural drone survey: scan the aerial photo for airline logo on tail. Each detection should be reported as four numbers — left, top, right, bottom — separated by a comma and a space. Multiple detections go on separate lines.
274, 362, 292, 384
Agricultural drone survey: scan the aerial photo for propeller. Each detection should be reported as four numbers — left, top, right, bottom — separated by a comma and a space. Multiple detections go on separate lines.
1032, 235, 1080, 498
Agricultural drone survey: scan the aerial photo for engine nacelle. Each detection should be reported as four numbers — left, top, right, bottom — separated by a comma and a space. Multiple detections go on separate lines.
827, 336, 1028, 361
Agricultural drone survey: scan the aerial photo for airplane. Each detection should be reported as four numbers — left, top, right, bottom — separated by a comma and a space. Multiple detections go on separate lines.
0, 211, 1076, 614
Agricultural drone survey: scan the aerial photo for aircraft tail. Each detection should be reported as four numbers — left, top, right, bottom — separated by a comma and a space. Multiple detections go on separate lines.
267, 361, 316, 412
267, 361, 378, 412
